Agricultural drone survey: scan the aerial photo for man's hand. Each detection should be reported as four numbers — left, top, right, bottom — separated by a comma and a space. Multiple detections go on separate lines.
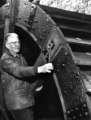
37, 63, 54, 74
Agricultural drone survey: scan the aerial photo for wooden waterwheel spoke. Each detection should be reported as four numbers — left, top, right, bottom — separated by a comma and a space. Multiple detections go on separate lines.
3, 0, 19, 51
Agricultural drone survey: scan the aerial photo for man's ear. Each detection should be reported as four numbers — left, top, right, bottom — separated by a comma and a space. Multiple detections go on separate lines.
5, 42, 10, 50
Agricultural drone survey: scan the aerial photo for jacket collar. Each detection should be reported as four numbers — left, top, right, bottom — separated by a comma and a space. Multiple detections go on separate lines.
4, 48, 19, 58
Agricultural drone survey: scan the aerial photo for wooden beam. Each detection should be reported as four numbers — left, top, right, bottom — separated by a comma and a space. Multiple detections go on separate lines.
3, 0, 19, 51
60, 24, 91, 34
66, 37, 91, 46
74, 52, 91, 66
4, 0, 11, 36
40, 5, 91, 35
40, 5, 91, 24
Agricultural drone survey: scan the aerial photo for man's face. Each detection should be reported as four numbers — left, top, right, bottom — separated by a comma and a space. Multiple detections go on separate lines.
6, 36, 20, 53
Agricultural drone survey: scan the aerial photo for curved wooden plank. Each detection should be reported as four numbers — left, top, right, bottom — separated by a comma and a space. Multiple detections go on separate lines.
15, 0, 90, 120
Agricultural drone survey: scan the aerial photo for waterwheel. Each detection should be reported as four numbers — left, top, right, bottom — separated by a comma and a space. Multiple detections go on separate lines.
0, 0, 90, 120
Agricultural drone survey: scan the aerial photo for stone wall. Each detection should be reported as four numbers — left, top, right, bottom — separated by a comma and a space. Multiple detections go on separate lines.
40, 0, 91, 15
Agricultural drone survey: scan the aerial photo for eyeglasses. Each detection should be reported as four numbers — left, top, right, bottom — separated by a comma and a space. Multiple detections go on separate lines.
8, 41, 20, 45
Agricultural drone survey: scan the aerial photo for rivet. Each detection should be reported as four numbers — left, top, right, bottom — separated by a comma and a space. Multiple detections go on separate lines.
83, 104, 86, 108
71, 109, 74, 112
79, 114, 82, 117
75, 107, 79, 110
85, 112, 88, 116
67, 110, 70, 114
73, 116, 76, 119
65, 52, 68, 55
46, 18, 49, 22
62, 64, 65, 67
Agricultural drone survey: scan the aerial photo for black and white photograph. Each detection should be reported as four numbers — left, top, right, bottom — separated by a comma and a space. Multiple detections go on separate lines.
0, 0, 91, 120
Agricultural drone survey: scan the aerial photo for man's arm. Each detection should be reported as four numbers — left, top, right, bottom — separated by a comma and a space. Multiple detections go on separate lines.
1, 58, 37, 78
1, 57, 53, 78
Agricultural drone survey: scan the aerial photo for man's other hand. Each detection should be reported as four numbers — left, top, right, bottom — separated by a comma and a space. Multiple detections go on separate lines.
37, 63, 54, 74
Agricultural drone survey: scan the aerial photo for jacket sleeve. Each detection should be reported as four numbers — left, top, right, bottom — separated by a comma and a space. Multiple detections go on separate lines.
1, 58, 38, 78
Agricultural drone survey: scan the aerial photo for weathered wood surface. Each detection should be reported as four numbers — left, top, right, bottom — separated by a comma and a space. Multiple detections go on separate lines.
15, 0, 90, 119
40, 5, 91, 35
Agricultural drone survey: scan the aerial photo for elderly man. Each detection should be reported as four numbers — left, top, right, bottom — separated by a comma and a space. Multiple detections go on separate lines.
0, 33, 53, 120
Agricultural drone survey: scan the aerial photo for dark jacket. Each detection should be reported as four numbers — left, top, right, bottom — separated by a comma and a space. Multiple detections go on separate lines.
0, 51, 38, 110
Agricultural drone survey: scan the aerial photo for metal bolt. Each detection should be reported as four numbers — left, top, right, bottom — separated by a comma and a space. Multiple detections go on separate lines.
67, 110, 70, 114
85, 112, 88, 116
62, 64, 65, 67
75, 107, 79, 110
73, 116, 76, 119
